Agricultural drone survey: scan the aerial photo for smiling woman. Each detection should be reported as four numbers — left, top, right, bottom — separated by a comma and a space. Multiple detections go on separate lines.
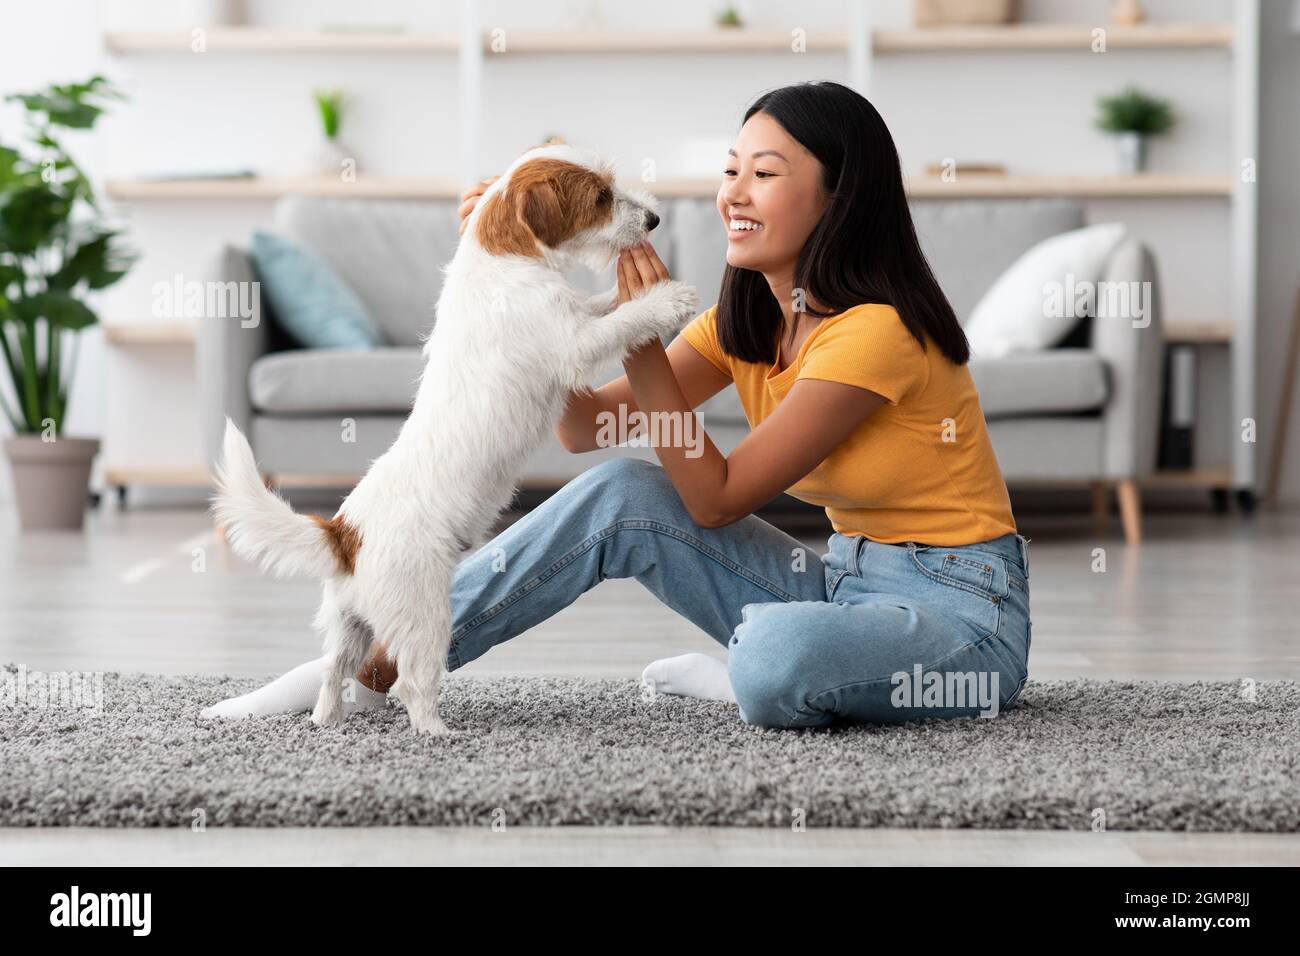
204, 81, 1032, 735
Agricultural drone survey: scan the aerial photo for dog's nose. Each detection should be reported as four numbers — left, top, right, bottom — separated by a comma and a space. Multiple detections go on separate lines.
644, 211, 660, 232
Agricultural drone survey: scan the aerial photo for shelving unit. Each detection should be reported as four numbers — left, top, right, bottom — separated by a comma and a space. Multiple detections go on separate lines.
99, 1, 1260, 505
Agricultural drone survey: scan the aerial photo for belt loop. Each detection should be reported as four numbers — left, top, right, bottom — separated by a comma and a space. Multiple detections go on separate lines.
851, 534, 867, 576
1017, 533, 1029, 571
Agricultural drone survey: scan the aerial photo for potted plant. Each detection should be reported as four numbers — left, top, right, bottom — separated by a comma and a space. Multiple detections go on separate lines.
0, 75, 132, 530
1095, 85, 1175, 174
715, 5, 746, 28
312, 89, 353, 177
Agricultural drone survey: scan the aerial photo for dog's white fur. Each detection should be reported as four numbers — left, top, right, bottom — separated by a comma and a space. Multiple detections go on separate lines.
211, 144, 699, 736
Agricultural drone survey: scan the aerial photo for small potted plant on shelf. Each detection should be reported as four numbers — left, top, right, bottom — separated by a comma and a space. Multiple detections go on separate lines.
1095, 85, 1175, 174
715, 5, 744, 28
0, 75, 132, 530
312, 88, 354, 177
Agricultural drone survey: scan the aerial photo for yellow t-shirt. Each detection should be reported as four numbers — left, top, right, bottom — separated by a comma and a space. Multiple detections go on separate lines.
680, 302, 1017, 546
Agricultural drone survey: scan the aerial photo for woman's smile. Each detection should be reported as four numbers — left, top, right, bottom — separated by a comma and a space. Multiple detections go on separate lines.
727, 216, 765, 240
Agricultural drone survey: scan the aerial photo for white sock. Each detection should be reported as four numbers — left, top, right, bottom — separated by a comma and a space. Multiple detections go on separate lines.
200, 655, 390, 720
641, 652, 736, 704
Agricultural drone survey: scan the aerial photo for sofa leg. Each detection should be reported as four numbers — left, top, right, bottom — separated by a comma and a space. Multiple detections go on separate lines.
1116, 478, 1143, 545
1090, 481, 1109, 532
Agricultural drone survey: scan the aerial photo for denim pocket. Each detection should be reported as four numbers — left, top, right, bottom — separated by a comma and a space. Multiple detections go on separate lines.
905, 543, 1005, 643
907, 544, 1007, 603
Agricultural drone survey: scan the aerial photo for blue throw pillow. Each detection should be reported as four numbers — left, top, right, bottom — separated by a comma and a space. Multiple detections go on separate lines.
250, 231, 382, 349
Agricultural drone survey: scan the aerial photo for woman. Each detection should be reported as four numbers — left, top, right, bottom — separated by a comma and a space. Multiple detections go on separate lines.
203, 81, 1032, 729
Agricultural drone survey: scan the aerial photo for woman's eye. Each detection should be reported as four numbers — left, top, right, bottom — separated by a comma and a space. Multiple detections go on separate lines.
755, 171, 774, 178
723, 168, 737, 177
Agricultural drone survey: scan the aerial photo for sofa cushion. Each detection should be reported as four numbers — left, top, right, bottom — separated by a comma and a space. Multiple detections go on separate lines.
964, 222, 1129, 358
969, 349, 1109, 419
249, 347, 423, 414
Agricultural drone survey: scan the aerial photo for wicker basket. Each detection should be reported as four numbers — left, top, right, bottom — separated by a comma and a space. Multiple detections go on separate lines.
914, 0, 1018, 26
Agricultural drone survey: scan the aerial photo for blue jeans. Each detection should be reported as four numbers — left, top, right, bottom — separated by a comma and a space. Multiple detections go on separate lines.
445, 457, 1033, 729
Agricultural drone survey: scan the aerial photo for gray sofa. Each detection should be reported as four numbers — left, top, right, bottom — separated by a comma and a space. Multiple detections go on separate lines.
198, 195, 1164, 542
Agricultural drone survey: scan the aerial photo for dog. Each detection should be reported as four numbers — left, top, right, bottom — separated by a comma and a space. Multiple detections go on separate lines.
211, 143, 699, 736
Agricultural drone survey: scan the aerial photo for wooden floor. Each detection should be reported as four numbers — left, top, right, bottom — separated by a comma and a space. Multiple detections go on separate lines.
2, 501, 1297, 865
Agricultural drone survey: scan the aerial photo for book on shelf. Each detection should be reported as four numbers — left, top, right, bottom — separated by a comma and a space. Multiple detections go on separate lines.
1157, 344, 1197, 470
130, 169, 257, 182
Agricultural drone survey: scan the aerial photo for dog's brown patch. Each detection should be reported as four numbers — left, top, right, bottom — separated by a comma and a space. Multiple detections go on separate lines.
311, 514, 363, 575
476, 158, 614, 258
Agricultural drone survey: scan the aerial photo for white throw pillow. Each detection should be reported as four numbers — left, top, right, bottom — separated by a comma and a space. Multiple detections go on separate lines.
963, 222, 1129, 359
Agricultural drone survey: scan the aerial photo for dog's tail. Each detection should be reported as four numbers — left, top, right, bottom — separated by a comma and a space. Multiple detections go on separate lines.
210, 418, 359, 580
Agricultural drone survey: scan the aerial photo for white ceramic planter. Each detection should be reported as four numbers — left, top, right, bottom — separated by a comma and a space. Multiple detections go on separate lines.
1115, 131, 1148, 173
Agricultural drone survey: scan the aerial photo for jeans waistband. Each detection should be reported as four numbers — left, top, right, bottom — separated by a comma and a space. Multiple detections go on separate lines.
941, 532, 1029, 571
833, 531, 1030, 573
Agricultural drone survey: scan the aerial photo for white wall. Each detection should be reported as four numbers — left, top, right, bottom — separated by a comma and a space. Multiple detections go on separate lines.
0, 0, 1297, 505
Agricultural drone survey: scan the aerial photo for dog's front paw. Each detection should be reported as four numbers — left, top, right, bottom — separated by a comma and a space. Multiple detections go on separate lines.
637, 280, 699, 336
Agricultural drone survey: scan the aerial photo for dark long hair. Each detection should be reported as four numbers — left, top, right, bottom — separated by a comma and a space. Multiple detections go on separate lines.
716, 81, 969, 366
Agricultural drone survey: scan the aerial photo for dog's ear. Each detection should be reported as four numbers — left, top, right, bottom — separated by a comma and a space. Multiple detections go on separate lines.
516, 176, 568, 250
476, 185, 545, 258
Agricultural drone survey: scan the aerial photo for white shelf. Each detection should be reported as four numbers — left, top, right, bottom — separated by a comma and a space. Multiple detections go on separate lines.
103, 23, 1234, 56
104, 28, 458, 54
104, 172, 1233, 202
479, 28, 846, 54
874, 22, 1233, 51
905, 173, 1231, 199
103, 320, 196, 345
105, 176, 462, 200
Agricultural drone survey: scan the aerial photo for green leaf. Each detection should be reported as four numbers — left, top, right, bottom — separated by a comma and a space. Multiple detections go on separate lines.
49, 230, 132, 291
0, 183, 72, 255
6, 74, 125, 131
14, 290, 98, 330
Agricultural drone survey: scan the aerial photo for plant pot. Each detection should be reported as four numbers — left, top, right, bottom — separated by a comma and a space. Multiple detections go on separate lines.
183, 0, 245, 24
4, 435, 100, 531
1115, 131, 1147, 173
312, 137, 356, 178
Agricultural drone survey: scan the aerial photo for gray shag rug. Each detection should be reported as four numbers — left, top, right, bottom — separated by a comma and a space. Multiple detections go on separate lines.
2, 667, 1298, 830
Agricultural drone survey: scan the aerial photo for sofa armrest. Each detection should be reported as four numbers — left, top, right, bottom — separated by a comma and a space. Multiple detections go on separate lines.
1092, 237, 1166, 480
196, 245, 270, 469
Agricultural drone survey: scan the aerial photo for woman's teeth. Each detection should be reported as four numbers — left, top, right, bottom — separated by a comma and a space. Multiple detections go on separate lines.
729, 219, 763, 232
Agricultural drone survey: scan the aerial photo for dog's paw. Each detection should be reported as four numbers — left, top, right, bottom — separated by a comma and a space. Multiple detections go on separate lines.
409, 713, 455, 737
310, 705, 345, 728
636, 280, 699, 336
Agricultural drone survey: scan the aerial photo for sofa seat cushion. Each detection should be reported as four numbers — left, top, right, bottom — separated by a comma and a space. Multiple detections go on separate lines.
969, 349, 1109, 419
249, 347, 424, 414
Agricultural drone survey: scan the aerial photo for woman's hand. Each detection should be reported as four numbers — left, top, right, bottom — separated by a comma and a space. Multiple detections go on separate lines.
616, 241, 672, 305
458, 176, 500, 235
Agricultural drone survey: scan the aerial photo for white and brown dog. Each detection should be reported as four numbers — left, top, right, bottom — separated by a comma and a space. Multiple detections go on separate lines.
211, 144, 699, 736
